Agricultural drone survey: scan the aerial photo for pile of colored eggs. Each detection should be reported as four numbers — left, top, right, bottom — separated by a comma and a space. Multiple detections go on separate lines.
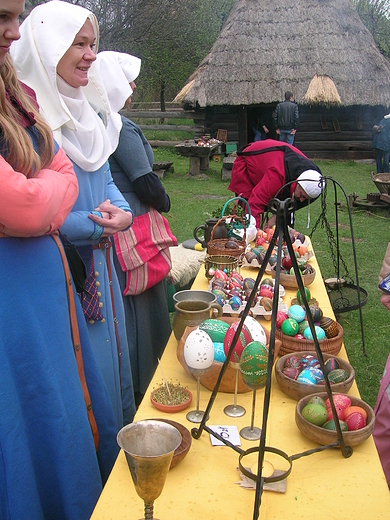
277, 288, 340, 341
301, 394, 367, 431
281, 354, 349, 386
210, 270, 277, 312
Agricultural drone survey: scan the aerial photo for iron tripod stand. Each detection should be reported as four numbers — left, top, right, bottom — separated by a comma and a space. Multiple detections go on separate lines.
191, 197, 353, 520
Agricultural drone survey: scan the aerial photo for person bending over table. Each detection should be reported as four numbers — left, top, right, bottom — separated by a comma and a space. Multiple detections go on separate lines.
228, 139, 323, 229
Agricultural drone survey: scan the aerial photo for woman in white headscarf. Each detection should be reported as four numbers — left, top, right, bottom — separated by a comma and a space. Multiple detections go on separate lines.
11, 0, 136, 429
96, 51, 176, 406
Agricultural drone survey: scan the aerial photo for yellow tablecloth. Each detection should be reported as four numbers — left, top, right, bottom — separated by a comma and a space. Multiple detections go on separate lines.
91, 247, 390, 519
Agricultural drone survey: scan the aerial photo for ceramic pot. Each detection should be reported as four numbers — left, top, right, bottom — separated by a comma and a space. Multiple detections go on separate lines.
193, 218, 228, 248
173, 300, 222, 340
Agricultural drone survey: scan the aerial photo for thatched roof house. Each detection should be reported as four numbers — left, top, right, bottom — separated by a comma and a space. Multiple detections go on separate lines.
175, 0, 390, 159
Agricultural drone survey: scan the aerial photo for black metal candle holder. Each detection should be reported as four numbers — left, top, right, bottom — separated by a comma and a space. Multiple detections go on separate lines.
191, 191, 353, 520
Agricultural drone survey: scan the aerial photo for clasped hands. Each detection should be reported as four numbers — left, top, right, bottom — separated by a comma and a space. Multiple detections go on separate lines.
88, 199, 133, 237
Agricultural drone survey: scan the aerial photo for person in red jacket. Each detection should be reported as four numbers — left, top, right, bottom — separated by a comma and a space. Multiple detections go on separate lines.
228, 139, 323, 228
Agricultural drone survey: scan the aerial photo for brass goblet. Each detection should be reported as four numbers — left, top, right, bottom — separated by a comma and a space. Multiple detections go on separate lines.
117, 420, 182, 520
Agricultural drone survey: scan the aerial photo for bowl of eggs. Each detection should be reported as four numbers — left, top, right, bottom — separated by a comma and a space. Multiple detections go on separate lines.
275, 352, 355, 401
295, 392, 375, 447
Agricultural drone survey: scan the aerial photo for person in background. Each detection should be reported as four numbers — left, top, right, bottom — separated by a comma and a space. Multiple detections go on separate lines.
96, 51, 176, 406
12, 0, 136, 429
373, 242, 390, 489
0, 1, 118, 518
372, 113, 390, 173
274, 91, 299, 144
228, 139, 323, 229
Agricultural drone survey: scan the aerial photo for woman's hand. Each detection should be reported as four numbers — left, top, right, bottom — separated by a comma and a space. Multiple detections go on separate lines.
380, 292, 390, 311
88, 199, 133, 237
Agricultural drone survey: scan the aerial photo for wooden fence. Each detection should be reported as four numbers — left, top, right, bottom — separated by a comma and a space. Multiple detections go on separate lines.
120, 102, 204, 146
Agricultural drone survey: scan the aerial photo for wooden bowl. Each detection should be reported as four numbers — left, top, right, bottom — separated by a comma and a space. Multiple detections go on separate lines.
295, 393, 375, 447
177, 317, 281, 393
275, 352, 355, 400
275, 322, 344, 356
271, 266, 316, 288
154, 419, 192, 469
150, 387, 192, 413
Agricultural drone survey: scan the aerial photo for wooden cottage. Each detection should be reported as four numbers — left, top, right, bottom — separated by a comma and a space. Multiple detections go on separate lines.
174, 0, 390, 160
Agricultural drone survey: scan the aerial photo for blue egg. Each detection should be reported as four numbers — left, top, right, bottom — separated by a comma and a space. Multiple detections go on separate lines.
213, 342, 226, 363
215, 294, 225, 307
288, 304, 306, 323
303, 326, 326, 341
310, 368, 324, 383
297, 368, 316, 385
229, 295, 242, 311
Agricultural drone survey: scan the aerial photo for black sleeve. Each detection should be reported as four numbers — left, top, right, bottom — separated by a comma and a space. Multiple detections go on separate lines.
132, 172, 171, 213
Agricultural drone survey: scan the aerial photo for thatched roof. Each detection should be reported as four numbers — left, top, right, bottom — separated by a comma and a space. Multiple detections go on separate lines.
175, 0, 390, 108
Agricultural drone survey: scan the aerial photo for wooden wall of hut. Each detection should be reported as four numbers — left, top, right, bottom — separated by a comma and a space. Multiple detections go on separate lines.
199, 104, 387, 160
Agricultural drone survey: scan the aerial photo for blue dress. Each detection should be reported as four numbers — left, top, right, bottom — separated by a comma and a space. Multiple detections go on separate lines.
0, 234, 119, 520
60, 161, 136, 428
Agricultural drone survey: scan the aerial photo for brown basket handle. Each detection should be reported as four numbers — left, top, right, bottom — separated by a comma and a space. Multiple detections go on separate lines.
209, 215, 246, 243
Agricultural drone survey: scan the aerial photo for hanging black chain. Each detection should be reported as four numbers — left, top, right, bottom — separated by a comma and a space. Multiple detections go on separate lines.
309, 181, 351, 281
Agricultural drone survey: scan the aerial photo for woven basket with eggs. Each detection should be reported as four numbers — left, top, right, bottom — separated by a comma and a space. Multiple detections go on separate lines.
276, 316, 343, 356
207, 215, 246, 258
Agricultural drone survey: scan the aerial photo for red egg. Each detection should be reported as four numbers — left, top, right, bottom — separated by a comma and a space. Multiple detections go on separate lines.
282, 255, 293, 270
276, 311, 288, 328
345, 411, 366, 431
214, 269, 228, 281
344, 405, 368, 421
325, 394, 351, 411
259, 287, 273, 299
282, 367, 300, 380
223, 322, 251, 363
326, 405, 345, 421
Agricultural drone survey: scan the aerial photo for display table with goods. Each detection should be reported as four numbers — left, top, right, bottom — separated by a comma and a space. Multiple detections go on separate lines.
175, 138, 221, 176
91, 237, 389, 520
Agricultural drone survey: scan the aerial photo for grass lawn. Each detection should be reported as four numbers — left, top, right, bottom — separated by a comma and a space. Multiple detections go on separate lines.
154, 146, 390, 408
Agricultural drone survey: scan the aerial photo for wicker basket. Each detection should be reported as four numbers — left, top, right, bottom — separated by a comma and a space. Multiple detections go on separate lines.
371, 172, 390, 194
207, 215, 246, 258
275, 322, 343, 356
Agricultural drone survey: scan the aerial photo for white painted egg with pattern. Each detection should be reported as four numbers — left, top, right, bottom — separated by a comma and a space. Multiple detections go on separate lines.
244, 316, 267, 346
184, 328, 214, 374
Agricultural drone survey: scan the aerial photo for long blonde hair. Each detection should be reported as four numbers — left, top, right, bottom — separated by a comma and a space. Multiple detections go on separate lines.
0, 54, 54, 176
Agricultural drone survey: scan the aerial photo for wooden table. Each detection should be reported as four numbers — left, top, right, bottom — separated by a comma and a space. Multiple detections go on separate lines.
175, 141, 220, 175
91, 246, 390, 519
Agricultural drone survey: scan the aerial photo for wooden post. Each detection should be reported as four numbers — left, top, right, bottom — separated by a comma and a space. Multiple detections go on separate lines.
200, 156, 210, 170
189, 156, 201, 175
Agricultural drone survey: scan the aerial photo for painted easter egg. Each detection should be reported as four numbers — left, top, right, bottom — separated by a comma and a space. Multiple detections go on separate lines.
260, 296, 273, 312
285, 355, 303, 370
244, 316, 267, 345
199, 319, 229, 343
184, 328, 214, 375
259, 286, 274, 299
308, 304, 323, 322
214, 269, 228, 281
344, 405, 368, 421
322, 419, 348, 431
326, 404, 346, 421
282, 367, 300, 380
307, 395, 327, 408
296, 287, 311, 305
239, 341, 269, 389
229, 295, 242, 311
245, 251, 257, 263
303, 326, 326, 341
288, 304, 306, 323
327, 369, 349, 384
320, 316, 339, 338
213, 342, 226, 363
243, 277, 256, 291
325, 394, 351, 411
301, 354, 319, 368
262, 278, 274, 287
223, 322, 251, 363
345, 411, 366, 431
310, 368, 324, 383
281, 318, 299, 336
301, 403, 328, 426
297, 368, 317, 385
324, 357, 339, 375
276, 311, 288, 329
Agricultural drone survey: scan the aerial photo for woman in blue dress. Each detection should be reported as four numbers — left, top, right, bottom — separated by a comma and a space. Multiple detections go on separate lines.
12, 0, 136, 428
96, 51, 175, 405
0, 1, 118, 518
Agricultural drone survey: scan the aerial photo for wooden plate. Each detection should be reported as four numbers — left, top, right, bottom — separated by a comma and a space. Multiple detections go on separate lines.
153, 418, 192, 469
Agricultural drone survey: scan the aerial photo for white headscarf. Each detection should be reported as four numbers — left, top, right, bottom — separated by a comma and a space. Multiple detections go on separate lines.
297, 170, 323, 198
94, 51, 141, 149
11, 0, 113, 172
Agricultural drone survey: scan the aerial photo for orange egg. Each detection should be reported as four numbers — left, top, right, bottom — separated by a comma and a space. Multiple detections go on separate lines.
298, 245, 308, 257
343, 405, 368, 421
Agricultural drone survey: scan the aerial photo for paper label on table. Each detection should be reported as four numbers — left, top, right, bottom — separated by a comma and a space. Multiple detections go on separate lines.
209, 425, 241, 446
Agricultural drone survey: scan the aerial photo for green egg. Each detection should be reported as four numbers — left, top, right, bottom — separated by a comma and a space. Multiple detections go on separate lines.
281, 318, 299, 336
302, 403, 328, 426
327, 368, 349, 384
307, 395, 327, 408
297, 287, 311, 305
239, 341, 269, 389
322, 419, 348, 431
